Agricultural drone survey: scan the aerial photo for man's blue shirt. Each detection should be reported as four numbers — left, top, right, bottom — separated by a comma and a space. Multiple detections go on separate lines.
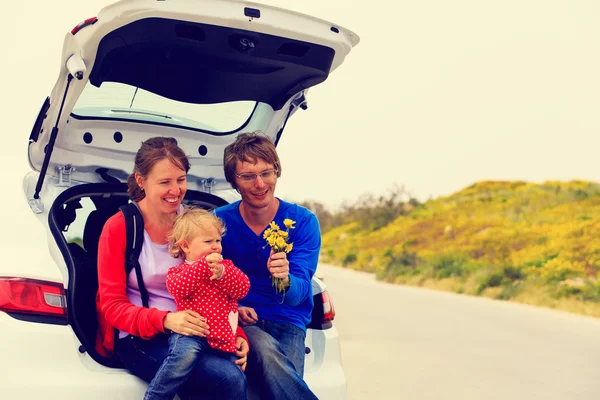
215, 199, 321, 331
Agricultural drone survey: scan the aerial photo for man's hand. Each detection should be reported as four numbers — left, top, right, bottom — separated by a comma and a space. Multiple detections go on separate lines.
206, 253, 224, 280
163, 310, 210, 337
268, 249, 290, 284
234, 336, 249, 371
238, 306, 258, 326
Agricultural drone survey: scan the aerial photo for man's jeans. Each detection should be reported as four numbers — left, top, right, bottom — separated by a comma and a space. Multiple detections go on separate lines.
116, 334, 245, 400
244, 320, 318, 400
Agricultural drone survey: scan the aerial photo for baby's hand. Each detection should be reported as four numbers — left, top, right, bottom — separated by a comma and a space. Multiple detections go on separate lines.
205, 253, 223, 266
206, 253, 224, 280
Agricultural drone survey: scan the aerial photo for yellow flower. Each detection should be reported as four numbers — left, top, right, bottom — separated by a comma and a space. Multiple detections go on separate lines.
275, 237, 286, 249
264, 218, 297, 297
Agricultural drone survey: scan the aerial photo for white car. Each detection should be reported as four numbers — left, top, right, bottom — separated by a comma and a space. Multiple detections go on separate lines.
2, 0, 358, 398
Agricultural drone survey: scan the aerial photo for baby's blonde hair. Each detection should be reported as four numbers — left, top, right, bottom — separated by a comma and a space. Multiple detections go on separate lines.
168, 207, 226, 259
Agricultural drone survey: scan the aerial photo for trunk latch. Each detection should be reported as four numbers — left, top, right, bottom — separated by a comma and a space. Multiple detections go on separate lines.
201, 178, 216, 194
57, 165, 75, 187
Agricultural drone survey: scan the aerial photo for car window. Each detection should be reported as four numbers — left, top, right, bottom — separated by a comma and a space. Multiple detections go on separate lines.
71, 81, 257, 133
63, 198, 95, 247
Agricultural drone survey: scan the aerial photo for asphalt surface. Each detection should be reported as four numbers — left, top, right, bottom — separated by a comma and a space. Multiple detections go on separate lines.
320, 264, 600, 400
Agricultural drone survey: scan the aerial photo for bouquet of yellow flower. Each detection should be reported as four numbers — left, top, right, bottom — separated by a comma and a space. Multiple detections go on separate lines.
263, 219, 295, 296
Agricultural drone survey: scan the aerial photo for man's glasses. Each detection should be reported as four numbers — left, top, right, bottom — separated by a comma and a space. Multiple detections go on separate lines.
235, 169, 278, 183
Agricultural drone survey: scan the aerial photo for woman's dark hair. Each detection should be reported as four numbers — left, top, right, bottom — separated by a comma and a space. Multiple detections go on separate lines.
127, 137, 191, 201
223, 131, 281, 190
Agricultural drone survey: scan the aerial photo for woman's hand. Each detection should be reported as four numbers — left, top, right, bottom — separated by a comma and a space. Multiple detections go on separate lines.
164, 310, 210, 337
238, 306, 258, 326
268, 250, 290, 283
234, 336, 249, 371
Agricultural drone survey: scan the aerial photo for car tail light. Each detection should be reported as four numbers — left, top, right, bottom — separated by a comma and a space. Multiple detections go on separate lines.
71, 17, 98, 35
0, 277, 67, 320
321, 290, 336, 322
308, 288, 337, 329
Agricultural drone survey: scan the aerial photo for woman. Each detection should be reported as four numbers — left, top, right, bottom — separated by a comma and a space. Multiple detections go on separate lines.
96, 137, 248, 399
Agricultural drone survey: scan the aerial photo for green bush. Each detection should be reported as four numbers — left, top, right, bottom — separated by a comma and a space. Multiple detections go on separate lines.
342, 253, 357, 266
497, 282, 522, 300
556, 280, 600, 302
503, 265, 524, 281
477, 270, 505, 294
377, 248, 420, 280
432, 254, 466, 279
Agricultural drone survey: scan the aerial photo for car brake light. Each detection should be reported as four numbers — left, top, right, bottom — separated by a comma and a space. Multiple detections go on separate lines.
0, 277, 67, 319
71, 17, 98, 35
321, 290, 335, 322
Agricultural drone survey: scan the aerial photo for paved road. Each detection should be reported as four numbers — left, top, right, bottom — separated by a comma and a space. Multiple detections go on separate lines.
320, 264, 600, 400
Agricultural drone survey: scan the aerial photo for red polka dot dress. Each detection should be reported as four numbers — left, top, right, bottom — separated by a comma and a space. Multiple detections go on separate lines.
166, 257, 250, 352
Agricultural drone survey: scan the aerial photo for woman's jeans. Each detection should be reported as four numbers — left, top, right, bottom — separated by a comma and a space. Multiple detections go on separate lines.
116, 334, 246, 400
244, 319, 318, 400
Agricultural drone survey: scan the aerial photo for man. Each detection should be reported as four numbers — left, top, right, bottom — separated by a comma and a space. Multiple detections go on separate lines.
215, 132, 319, 400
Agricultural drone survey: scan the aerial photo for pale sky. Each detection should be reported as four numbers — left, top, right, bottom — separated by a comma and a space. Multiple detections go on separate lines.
2, 0, 600, 212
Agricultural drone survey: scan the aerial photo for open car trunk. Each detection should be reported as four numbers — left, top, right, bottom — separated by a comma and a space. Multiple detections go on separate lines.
49, 184, 334, 368
27, 0, 359, 210
49, 183, 230, 367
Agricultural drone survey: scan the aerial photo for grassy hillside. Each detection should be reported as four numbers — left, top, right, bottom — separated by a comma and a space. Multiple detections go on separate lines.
321, 180, 600, 317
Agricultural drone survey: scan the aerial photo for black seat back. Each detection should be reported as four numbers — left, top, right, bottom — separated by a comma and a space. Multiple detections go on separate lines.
68, 242, 99, 355
68, 194, 128, 367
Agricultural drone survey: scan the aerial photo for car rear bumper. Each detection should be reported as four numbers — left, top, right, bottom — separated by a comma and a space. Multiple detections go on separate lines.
304, 326, 348, 399
0, 313, 346, 399
0, 313, 146, 399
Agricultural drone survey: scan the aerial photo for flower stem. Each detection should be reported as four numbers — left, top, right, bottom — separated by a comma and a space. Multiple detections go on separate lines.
272, 276, 289, 304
